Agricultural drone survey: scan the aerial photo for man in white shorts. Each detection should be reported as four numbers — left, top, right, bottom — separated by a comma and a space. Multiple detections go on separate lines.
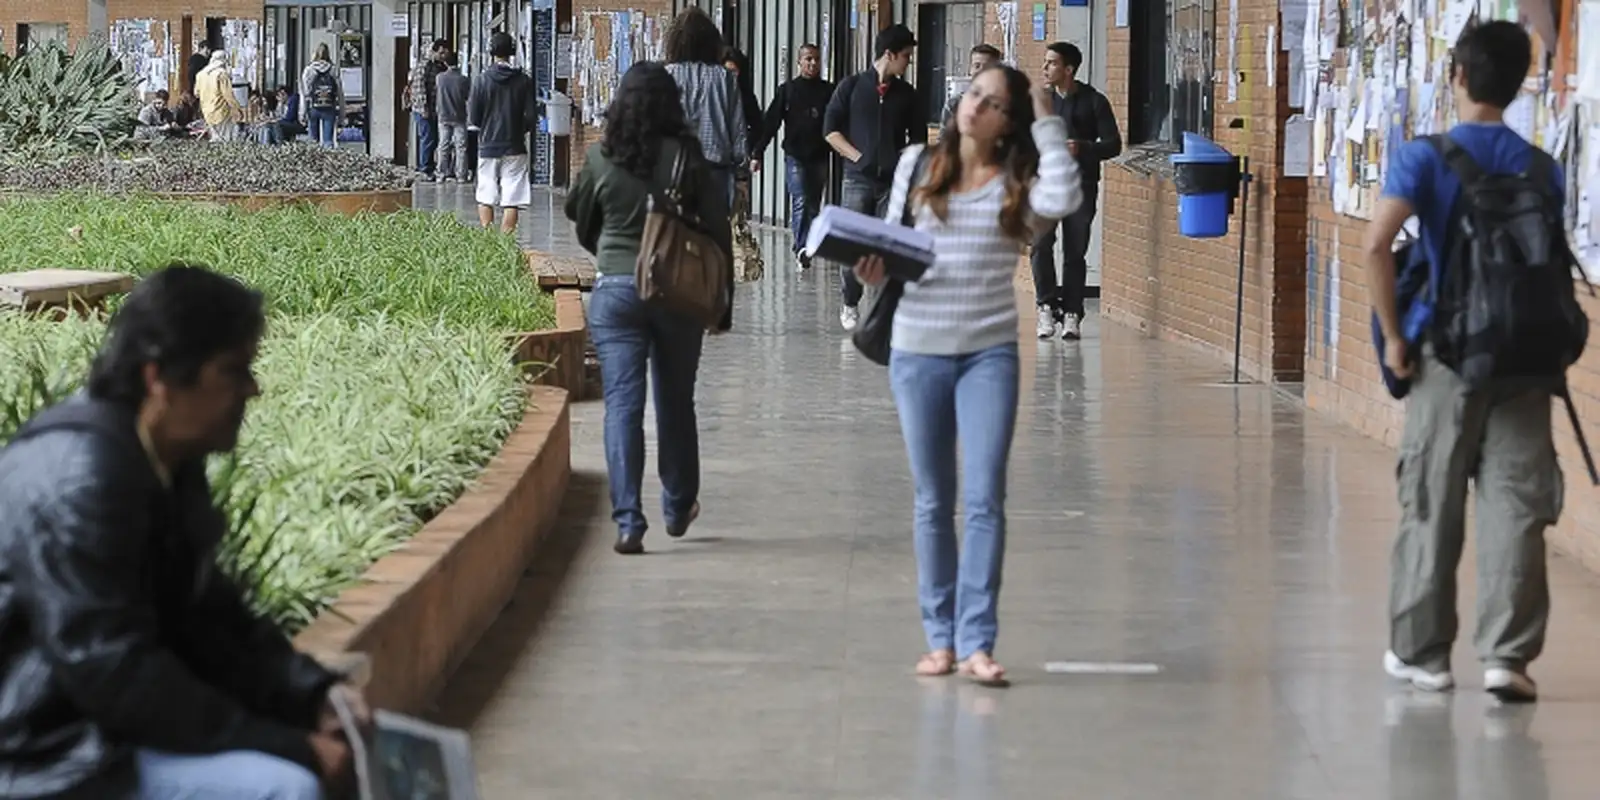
467, 32, 538, 234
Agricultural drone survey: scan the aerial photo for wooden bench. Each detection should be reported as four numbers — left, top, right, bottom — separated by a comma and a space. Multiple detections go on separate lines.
0, 269, 136, 314
525, 250, 596, 292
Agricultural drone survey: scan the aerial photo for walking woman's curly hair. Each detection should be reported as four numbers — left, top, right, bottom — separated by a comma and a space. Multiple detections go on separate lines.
602, 62, 692, 180
663, 7, 724, 65
910, 64, 1042, 240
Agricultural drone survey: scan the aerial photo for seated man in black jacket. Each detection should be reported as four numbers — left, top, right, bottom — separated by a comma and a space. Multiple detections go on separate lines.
0, 264, 366, 799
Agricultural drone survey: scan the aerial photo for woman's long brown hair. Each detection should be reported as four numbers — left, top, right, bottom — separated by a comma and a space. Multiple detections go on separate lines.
909, 64, 1042, 240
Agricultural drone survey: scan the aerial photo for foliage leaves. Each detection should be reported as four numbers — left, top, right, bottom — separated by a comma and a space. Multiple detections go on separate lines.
0, 39, 137, 160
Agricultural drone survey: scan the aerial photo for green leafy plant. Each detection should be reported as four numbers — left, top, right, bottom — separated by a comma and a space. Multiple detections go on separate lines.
0, 38, 137, 160
0, 312, 529, 632
0, 194, 554, 332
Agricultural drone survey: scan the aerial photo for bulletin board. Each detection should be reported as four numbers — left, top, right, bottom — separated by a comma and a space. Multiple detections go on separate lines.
1297, 0, 1563, 222
575, 9, 662, 126
110, 19, 173, 96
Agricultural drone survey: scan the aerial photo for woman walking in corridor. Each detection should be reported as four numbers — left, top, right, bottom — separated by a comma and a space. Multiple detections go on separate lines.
855, 65, 1081, 684
564, 63, 733, 555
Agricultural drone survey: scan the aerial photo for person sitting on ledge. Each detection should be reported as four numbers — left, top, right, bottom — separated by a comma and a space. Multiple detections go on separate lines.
0, 264, 369, 799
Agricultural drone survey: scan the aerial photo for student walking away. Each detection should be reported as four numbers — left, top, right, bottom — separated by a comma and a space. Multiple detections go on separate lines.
435, 50, 472, 183
664, 7, 749, 207
404, 39, 449, 180
197, 51, 244, 142
0, 264, 373, 799
1362, 21, 1591, 704
757, 44, 834, 271
468, 32, 538, 235
300, 44, 344, 148
722, 46, 766, 283
565, 62, 733, 556
824, 23, 926, 332
941, 44, 1002, 127
853, 66, 1081, 686
1031, 41, 1121, 340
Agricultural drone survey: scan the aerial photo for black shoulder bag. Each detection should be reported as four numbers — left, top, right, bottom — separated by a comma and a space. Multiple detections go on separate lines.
851, 150, 931, 366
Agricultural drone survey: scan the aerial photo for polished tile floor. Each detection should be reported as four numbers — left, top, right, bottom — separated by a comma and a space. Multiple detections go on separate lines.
427, 188, 1600, 799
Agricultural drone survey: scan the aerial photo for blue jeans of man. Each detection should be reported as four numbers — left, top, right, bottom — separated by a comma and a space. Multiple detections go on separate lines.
306, 109, 337, 148
838, 173, 891, 307
889, 343, 1019, 658
134, 748, 322, 799
587, 275, 706, 537
413, 112, 438, 175
785, 156, 828, 255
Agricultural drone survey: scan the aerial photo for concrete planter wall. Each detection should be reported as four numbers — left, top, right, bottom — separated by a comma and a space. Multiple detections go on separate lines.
294, 384, 572, 713
509, 288, 593, 402
153, 188, 413, 215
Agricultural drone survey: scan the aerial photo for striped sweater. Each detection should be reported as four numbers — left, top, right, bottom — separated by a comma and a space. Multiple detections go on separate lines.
887, 115, 1082, 356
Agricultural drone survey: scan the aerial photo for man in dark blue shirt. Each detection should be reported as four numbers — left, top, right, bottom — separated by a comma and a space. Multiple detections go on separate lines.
1362, 20, 1558, 703
823, 23, 926, 331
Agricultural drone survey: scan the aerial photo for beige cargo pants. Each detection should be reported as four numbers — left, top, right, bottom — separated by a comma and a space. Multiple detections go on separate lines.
1389, 350, 1564, 673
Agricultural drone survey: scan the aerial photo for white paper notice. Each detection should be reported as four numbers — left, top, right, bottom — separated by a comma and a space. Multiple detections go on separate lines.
1115, 0, 1130, 28
1505, 93, 1536, 141
1579, 0, 1600, 101
1284, 114, 1313, 177
1267, 26, 1278, 87
1438, 0, 1473, 42
1227, 0, 1240, 102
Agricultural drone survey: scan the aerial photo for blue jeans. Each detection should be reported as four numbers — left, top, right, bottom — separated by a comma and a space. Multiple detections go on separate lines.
838, 173, 890, 307
135, 748, 321, 799
889, 343, 1019, 658
587, 275, 706, 537
413, 112, 438, 174
785, 156, 827, 255
307, 109, 337, 148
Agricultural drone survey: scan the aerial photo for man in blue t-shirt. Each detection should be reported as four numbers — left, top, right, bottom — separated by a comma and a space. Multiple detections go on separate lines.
1361, 20, 1559, 704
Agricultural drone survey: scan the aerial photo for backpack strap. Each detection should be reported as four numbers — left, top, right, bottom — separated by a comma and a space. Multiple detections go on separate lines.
1425, 134, 1486, 188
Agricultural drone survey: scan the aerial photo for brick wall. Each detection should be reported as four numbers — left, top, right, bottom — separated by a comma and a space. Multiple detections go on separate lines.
1097, 0, 1306, 382
0, 0, 90, 54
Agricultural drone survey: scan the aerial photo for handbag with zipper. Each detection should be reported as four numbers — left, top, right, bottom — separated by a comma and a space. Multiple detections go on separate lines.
635, 143, 733, 329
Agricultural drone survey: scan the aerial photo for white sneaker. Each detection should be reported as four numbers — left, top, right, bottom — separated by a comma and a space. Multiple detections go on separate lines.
1061, 314, 1083, 340
840, 306, 860, 332
1384, 650, 1455, 692
1035, 308, 1056, 339
1484, 667, 1537, 703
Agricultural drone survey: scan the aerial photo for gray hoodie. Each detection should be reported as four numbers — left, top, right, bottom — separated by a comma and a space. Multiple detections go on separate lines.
299, 60, 344, 120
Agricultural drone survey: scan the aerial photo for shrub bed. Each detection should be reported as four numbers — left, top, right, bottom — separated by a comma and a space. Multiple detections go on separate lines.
0, 143, 412, 195
0, 195, 553, 331
0, 311, 529, 632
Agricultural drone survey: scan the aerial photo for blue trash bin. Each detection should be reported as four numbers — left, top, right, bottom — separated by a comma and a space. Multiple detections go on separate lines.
1171, 135, 1237, 239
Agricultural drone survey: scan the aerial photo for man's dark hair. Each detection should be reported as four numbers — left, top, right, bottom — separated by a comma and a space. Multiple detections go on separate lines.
86, 264, 266, 407
799, 43, 821, 55
276, 84, 291, 95
430, 38, 449, 53
663, 7, 724, 65
444, 50, 460, 67
489, 32, 515, 60
1452, 21, 1530, 109
971, 43, 1002, 60
153, 89, 169, 101
874, 24, 916, 59
1047, 41, 1083, 69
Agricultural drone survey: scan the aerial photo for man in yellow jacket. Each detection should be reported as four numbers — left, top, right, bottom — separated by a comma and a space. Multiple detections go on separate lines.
197, 51, 243, 142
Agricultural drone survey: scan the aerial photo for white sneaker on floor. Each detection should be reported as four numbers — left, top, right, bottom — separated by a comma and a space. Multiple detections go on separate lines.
1061, 314, 1083, 340
1035, 308, 1056, 339
1484, 667, 1537, 703
1384, 651, 1454, 691
840, 306, 860, 332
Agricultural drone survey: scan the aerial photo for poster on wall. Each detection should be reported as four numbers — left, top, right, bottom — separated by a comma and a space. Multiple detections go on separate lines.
221, 19, 260, 88
110, 19, 170, 96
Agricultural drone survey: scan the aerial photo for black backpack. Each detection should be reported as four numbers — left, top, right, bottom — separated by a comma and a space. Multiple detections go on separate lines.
310, 70, 339, 111
1427, 134, 1598, 482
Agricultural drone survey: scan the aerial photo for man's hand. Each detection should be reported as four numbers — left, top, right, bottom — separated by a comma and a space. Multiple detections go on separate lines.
1067, 140, 1082, 156
317, 683, 372, 736
308, 731, 355, 791
750, 158, 762, 175
1030, 85, 1055, 121
1384, 338, 1414, 379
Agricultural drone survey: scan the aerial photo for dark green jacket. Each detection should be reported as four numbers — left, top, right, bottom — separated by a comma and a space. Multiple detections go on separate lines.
564, 137, 735, 330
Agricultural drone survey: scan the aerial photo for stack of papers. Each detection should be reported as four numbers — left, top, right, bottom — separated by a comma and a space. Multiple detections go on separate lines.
803, 205, 937, 281
332, 693, 481, 799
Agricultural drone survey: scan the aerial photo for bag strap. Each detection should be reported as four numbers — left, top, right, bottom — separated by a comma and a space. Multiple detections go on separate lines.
664, 143, 689, 204
1426, 134, 1487, 189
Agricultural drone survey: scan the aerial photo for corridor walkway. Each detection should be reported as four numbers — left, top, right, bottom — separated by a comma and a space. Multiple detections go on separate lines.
431, 220, 1600, 799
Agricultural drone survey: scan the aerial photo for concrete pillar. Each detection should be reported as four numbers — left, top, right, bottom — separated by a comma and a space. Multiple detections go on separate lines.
370, 0, 400, 162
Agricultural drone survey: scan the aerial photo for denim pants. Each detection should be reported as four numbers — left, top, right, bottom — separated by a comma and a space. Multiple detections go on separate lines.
785, 156, 828, 255
587, 275, 706, 537
889, 343, 1019, 658
307, 109, 337, 148
413, 112, 438, 174
838, 173, 891, 307
134, 748, 322, 799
